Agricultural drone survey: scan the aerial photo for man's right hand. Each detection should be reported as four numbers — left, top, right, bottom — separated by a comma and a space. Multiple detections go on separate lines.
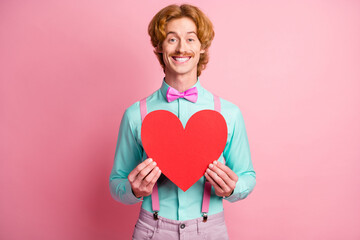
128, 158, 162, 198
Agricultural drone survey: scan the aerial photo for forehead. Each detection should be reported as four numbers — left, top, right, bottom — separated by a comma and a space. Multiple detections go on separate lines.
165, 17, 197, 34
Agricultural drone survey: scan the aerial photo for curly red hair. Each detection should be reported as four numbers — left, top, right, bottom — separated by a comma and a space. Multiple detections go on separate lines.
148, 4, 215, 77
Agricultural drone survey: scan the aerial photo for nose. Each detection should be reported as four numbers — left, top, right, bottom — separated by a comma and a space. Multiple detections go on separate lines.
176, 38, 187, 53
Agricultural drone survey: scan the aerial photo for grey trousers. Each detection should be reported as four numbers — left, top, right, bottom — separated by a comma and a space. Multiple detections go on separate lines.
132, 208, 229, 240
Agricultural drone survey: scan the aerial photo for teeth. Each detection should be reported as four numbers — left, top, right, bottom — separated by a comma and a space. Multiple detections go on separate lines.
174, 57, 190, 62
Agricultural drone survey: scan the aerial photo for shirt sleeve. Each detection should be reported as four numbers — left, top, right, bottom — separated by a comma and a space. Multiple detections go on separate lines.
223, 107, 256, 202
109, 107, 143, 204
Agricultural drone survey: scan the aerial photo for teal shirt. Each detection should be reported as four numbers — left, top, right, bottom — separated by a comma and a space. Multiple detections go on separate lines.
109, 79, 256, 220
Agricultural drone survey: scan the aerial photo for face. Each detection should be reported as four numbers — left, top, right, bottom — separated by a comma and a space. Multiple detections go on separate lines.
159, 17, 205, 77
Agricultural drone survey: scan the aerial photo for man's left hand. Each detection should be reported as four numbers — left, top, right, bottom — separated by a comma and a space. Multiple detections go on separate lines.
204, 160, 238, 198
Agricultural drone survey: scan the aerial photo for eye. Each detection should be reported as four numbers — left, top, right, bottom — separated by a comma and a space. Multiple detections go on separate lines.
188, 38, 195, 42
169, 38, 177, 43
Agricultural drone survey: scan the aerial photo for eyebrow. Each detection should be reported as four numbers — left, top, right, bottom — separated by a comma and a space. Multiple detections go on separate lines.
166, 31, 197, 36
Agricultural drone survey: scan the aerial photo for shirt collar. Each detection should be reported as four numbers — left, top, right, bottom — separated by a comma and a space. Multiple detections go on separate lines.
160, 77, 203, 101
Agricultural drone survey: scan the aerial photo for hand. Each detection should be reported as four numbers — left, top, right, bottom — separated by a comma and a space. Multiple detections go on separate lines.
128, 158, 162, 198
204, 160, 238, 198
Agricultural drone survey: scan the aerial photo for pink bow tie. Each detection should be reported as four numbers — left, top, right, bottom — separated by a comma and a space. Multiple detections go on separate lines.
166, 86, 198, 103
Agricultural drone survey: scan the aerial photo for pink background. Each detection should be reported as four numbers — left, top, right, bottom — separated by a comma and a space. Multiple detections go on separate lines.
1, 0, 360, 239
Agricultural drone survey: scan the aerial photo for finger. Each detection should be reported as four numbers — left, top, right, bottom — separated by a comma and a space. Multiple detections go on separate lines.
204, 172, 222, 193
208, 163, 233, 187
206, 168, 230, 193
133, 161, 157, 185
204, 172, 221, 191
142, 166, 160, 186
147, 167, 162, 188
209, 162, 237, 191
128, 158, 153, 182
214, 160, 238, 182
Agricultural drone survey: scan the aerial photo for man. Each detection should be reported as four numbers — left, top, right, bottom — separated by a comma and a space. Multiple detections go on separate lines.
109, 4, 256, 239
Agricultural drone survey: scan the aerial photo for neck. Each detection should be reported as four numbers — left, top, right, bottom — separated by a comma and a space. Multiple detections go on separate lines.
164, 70, 198, 92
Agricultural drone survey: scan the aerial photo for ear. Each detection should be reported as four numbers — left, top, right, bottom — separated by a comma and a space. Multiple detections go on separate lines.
200, 48, 205, 54
156, 45, 163, 53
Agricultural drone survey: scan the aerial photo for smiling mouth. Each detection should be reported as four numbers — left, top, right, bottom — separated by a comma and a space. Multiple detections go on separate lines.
172, 56, 191, 63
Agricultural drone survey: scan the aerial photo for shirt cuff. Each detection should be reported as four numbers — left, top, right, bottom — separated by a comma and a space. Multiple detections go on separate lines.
125, 181, 143, 202
223, 178, 248, 202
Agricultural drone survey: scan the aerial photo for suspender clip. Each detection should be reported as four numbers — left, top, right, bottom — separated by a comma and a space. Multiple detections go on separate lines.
202, 213, 208, 222
153, 211, 159, 220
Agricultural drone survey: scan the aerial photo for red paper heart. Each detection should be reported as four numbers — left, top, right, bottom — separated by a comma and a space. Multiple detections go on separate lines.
141, 110, 227, 191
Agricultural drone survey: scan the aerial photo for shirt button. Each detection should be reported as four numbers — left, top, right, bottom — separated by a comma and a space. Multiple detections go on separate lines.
180, 224, 185, 229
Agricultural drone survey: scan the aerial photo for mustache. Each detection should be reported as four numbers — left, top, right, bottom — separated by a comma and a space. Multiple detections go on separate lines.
170, 51, 194, 57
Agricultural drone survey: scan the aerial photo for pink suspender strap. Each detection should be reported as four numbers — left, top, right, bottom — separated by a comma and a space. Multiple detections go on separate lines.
201, 94, 221, 222
213, 94, 221, 113
213, 95, 225, 165
140, 98, 160, 219
140, 98, 147, 122
201, 181, 212, 218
